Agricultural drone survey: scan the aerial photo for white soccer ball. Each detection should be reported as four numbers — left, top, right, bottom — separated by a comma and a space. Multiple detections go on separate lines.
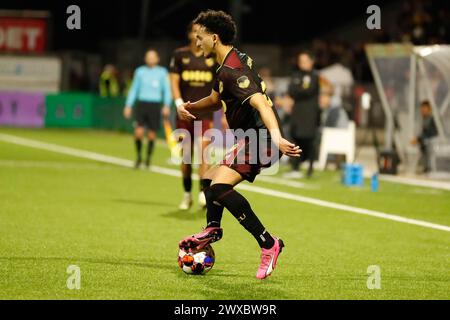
178, 245, 215, 275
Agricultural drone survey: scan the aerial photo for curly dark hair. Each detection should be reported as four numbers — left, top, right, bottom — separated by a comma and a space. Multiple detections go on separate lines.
193, 10, 237, 45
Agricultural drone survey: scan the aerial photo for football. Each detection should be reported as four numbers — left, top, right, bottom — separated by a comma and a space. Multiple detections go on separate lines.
178, 245, 215, 275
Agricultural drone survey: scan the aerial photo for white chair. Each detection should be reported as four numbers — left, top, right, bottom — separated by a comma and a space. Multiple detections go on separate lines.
318, 121, 356, 170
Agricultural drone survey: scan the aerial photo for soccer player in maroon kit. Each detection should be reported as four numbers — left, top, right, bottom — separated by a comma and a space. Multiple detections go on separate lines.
177, 10, 301, 279
169, 22, 217, 210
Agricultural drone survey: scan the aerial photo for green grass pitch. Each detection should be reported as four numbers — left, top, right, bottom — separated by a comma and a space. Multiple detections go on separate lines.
0, 127, 449, 299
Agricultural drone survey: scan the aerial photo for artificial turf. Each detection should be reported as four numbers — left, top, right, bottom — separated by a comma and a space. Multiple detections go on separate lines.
0, 128, 449, 299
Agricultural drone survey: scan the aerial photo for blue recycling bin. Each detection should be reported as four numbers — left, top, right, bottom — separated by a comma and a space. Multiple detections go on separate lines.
342, 163, 364, 187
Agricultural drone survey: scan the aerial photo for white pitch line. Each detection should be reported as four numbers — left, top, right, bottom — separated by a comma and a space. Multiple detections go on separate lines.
236, 184, 450, 232
378, 174, 450, 192
0, 160, 119, 170
0, 133, 134, 167
256, 175, 314, 189
1, 132, 449, 233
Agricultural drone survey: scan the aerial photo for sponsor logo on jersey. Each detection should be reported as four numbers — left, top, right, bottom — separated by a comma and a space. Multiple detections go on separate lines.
182, 57, 191, 65
181, 70, 213, 82
237, 76, 250, 89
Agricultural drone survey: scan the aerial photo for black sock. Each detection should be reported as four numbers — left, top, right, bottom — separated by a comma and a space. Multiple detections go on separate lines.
307, 160, 313, 176
147, 140, 154, 159
183, 177, 192, 193
203, 179, 223, 228
210, 184, 275, 249
290, 156, 300, 171
135, 139, 142, 159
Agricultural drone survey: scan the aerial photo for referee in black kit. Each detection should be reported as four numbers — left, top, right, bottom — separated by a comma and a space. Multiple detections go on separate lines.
123, 49, 172, 169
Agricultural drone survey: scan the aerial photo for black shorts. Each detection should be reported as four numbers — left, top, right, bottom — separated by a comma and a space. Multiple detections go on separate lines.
134, 101, 162, 131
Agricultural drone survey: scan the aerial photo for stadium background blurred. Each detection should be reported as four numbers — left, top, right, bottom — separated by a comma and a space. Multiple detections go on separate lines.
0, 0, 449, 300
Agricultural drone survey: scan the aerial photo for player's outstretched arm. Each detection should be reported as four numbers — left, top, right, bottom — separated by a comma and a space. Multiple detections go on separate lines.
177, 90, 222, 121
250, 93, 301, 158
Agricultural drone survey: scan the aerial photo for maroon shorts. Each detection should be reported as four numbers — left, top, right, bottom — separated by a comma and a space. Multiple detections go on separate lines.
221, 137, 282, 183
176, 119, 214, 142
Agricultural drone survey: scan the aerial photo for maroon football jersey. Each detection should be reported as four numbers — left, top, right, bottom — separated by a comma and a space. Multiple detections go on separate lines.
213, 48, 282, 132
170, 47, 216, 120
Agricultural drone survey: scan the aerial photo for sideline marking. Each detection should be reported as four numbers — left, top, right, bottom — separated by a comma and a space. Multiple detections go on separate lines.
1, 133, 449, 233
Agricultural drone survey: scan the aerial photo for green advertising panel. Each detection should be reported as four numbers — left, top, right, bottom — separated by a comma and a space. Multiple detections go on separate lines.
45, 92, 95, 128
44, 92, 166, 136
45, 93, 134, 132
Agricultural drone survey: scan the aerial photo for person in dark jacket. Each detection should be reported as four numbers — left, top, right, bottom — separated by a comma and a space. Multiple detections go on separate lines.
285, 50, 321, 178
411, 100, 438, 172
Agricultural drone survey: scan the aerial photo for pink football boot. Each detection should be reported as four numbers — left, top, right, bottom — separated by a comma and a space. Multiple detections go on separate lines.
179, 226, 223, 251
256, 237, 285, 279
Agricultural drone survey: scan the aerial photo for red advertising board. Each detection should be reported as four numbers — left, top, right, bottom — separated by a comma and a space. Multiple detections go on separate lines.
0, 18, 47, 53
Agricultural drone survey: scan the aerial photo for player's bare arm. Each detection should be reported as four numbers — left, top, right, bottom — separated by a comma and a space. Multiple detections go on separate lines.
169, 72, 184, 106
177, 89, 221, 121
249, 93, 301, 157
